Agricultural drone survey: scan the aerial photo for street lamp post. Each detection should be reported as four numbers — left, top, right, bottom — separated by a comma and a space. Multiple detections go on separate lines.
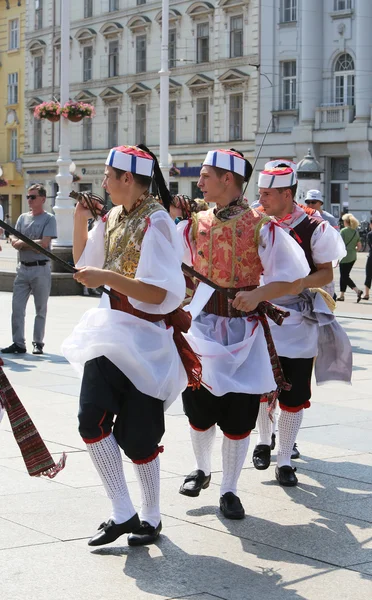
52, 0, 74, 255
159, 0, 170, 185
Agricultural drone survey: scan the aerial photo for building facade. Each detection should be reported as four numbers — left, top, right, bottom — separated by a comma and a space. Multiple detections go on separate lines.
0, 0, 26, 223
256, 0, 372, 221
23, 0, 259, 212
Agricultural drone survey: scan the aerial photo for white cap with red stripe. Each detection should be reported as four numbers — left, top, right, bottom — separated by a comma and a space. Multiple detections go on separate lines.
258, 166, 297, 189
203, 149, 246, 177
264, 159, 297, 173
105, 145, 154, 177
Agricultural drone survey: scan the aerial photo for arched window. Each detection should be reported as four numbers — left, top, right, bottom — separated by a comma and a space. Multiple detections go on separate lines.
334, 53, 354, 106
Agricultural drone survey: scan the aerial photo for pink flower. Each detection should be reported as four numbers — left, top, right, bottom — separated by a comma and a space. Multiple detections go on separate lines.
33, 101, 61, 119
61, 101, 95, 119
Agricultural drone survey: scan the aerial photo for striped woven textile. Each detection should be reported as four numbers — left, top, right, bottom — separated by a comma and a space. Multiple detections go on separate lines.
0, 366, 66, 478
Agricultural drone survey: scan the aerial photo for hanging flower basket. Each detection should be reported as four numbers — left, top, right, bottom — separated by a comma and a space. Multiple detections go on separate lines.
33, 101, 61, 121
0, 178, 8, 187
68, 114, 84, 122
61, 101, 95, 121
46, 114, 60, 122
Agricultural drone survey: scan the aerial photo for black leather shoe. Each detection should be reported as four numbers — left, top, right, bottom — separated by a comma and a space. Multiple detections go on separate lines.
179, 469, 211, 497
291, 443, 300, 460
127, 520, 162, 546
88, 513, 140, 546
252, 444, 271, 470
270, 433, 276, 451
219, 492, 245, 520
275, 465, 298, 487
32, 343, 44, 355
1, 343, 26, 354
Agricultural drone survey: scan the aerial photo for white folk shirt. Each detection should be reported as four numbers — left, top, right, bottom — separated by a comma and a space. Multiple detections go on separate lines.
178, 219, 309, 396
62, 210, 187, 409
267, 214, 347, 359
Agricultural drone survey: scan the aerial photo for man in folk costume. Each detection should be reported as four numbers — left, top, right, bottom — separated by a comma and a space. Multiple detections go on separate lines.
176, 149, 309, 519
253, 162, 350, 486
62, 145, 198, 547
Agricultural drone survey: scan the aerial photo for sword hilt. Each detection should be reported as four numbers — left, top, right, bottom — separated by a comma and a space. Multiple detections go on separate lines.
70, 190, 108, 220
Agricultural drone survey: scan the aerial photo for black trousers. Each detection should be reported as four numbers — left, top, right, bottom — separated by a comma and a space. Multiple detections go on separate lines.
182, 385, 260, 436
78, 356, 165, 462
339, 261, 356, 292
365, 256, 372, 289
277, 356, 314, 411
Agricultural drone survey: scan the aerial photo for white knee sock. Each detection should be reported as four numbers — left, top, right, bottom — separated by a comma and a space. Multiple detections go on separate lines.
220, 435, 250, 497
277, 409, 303, 468
86, 433, 136, 524
256, 401, 272, 446
190, 425, 216, 476
272, 409, 277, 435
132, 456, 161, 528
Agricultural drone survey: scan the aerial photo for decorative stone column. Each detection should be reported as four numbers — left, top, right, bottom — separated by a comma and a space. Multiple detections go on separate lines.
52, 0, 74, 272
354, 0, 372, 120
299, 0, 323, 124
159, 0, 170, 185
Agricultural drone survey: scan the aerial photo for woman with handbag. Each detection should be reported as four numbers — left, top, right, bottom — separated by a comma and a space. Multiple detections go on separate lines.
337, 213, 363, 302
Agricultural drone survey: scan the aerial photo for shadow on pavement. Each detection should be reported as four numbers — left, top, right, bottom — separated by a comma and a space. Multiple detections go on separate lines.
0, 352, 68, 372
93, 536, 308, 600
89, 454, 372, 597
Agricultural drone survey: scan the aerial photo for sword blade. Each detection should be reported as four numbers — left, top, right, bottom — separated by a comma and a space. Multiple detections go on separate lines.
181, 263, 233, 298
0, 218, 73, 269
0, 218, 117, 300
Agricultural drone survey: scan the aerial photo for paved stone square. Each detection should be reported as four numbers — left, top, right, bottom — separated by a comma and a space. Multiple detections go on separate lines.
0, 265, 371, 599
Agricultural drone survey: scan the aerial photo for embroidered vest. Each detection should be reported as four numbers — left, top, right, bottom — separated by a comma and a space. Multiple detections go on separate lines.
103, 197, 165, 278
192, 207, 270, 288
292, 215, 322, 274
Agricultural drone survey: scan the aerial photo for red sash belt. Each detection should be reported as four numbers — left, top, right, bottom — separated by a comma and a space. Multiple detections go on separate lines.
110, 292, 202, 390
201, 288, 292, 401
203, 285, 257, 317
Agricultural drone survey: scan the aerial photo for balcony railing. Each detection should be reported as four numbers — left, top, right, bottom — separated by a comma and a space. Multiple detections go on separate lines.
315, 104, 355, 129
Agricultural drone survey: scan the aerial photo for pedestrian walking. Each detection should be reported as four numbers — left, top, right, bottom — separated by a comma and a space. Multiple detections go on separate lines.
1, 185, 57, 355
0, 201, 3, 243
337, 213, 363, 302
304, 189, 339, 229
362, 218, 372, 300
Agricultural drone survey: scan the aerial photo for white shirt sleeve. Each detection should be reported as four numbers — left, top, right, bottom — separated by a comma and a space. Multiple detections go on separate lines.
0, 205, 3, 222
310, 220, 346, 264
176, 218, 195, 266
259, 221, 310, 284
75, 218, 105, 269
129, 210, 186, 314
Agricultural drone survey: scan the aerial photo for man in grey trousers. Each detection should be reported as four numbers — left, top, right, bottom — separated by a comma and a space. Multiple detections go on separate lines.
1, 184, 57, 356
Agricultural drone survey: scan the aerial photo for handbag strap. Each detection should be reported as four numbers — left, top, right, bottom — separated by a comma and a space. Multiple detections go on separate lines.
345, 229, 357, 249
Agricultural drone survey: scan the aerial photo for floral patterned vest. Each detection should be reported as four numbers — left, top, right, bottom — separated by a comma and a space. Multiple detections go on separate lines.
103, 195, 165, 278
192, 206, 270, 288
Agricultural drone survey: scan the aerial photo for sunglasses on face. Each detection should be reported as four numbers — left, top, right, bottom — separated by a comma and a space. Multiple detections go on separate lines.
26, 195, 38, 200
306, 200, 320, 205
